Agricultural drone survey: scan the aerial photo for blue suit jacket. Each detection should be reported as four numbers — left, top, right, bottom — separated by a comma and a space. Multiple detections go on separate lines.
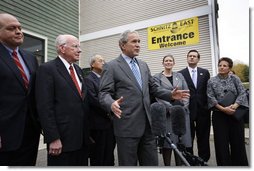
84, 71, 112, 130
179, 67, 210, 120
0, 43, 40, 151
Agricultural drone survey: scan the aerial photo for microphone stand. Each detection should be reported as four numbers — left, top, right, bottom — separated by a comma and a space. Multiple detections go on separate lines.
165, 133, 190, 166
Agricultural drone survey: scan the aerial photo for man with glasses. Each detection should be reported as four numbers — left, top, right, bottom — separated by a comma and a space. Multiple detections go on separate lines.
35, 34, 90, 166
85, 54, 116, 166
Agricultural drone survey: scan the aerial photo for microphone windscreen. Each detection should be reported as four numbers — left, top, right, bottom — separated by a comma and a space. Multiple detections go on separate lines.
150, 102, 167, 136
170, 105, 186, 136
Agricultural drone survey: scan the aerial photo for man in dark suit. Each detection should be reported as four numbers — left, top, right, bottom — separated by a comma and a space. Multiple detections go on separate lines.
84, 54, 116, 166
35, 34, 90, 166
99, 30, 190, 166
179, 49, 211, 162
0, 13, 41, 166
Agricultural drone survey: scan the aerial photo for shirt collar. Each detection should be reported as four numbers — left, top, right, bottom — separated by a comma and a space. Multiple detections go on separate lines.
3, 45, 19, 56
188, 66, 197, 73
122, 53, 137, 64
92, 71, 101, 78
58, 55, 72, 70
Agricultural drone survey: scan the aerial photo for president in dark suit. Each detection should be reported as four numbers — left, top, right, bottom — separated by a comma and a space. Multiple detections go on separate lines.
84, 54, 115, 166
35, 34, 90, 166
0, 13, 41, 166
99, 30, 190, 166
179, 49, 211, 162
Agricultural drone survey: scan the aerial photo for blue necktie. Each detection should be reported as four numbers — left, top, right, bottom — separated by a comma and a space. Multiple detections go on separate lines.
191, 69, 197, 88
130, 59, 142, 89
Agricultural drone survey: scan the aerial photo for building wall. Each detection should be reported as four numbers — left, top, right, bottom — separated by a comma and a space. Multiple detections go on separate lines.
0, 0, 79, 62
79, 0, 218, 75
80, 0, 207, 35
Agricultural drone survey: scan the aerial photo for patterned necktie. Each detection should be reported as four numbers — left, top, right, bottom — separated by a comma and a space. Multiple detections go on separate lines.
69, 65, 82, 97
130, 59, 142, 89
12, 50, 29, 89
191, 69, 197, 88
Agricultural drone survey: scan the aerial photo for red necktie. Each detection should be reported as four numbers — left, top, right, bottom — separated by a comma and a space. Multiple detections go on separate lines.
69, 65, 82, 97
12, 50, 29, 89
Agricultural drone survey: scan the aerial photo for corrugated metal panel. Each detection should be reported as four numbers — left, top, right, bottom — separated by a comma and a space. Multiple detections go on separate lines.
80, 34, 122, 68
80, 0, 208, 35
0, 0, 79, 61
80, 15, 213, 76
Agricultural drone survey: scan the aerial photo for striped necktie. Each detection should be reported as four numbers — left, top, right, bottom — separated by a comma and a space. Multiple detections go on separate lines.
12, 50, 29, 89
130, 59, 142, 89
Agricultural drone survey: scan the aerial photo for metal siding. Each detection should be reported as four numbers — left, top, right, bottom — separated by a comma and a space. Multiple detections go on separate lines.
80, 0, 208, 35
80, 15, 213, 76
0, 0, 79, 61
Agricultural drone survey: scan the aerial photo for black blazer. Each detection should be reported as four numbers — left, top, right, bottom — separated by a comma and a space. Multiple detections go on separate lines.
84, 72, 112, 130
35, 57, 90, 152
179, 67, 210, 119
0, 43, 40, 151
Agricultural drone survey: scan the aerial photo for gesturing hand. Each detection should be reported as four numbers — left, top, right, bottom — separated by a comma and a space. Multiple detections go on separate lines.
171, 87, 190, 100
111, 96, 124, 119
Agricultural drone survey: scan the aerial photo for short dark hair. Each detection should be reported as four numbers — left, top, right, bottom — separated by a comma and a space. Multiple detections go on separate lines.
187, 49, 200, 59
218, 57, 233, 69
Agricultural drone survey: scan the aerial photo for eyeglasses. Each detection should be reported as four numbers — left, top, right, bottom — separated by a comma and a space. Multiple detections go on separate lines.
61, 43, 81, 49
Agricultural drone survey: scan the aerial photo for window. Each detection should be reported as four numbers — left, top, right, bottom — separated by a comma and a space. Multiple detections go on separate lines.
20, 32, 47, 65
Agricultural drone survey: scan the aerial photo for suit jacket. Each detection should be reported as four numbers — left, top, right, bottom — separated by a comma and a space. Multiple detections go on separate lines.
0, 43, 40, 151
84, 71, 112, 130
99, 55, 172, 137
179, 67, 210, 120
35, 57, 90, 152
153, 72, 192, 147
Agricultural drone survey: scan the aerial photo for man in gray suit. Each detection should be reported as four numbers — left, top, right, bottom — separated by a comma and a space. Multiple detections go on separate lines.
99, 30, 190, 166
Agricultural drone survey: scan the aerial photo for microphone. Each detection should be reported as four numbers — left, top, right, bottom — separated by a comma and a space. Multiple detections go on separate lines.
170, 105, 186, 136
150, 102, 167, 136
151, 103, 191, 166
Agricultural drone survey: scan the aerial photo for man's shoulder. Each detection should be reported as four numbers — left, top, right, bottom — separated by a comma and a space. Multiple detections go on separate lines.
85, 71, 96, 80
178, 67, 188, 73
38, 58, 57, 70
197, 67, 209, 72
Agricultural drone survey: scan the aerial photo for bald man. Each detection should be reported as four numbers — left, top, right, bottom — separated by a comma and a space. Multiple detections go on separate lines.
0, 13, 41, 166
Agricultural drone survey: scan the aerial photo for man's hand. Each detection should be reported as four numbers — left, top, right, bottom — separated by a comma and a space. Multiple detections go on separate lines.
49, 139, 62, 156
171, 87, 190, 100
111, 96, 123, 119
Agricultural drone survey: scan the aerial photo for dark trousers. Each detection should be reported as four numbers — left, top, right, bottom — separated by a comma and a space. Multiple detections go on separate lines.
212, 111, 248, 166
89, 127, 116, 166
187, 110, 211, 162
115, 123, 158, 166
48, 145, 89, 166
0, 118, 40, 166
162, 148, 182, 166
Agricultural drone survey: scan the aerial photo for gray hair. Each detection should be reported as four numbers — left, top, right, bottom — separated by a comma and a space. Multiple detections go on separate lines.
55, 34, 77, 53
119, 30, 139, 48
55, 35, 68, 47
89, 54, 101, 67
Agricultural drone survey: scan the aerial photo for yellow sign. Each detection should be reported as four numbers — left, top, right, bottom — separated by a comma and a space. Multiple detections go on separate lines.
147, 17, 199, 50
